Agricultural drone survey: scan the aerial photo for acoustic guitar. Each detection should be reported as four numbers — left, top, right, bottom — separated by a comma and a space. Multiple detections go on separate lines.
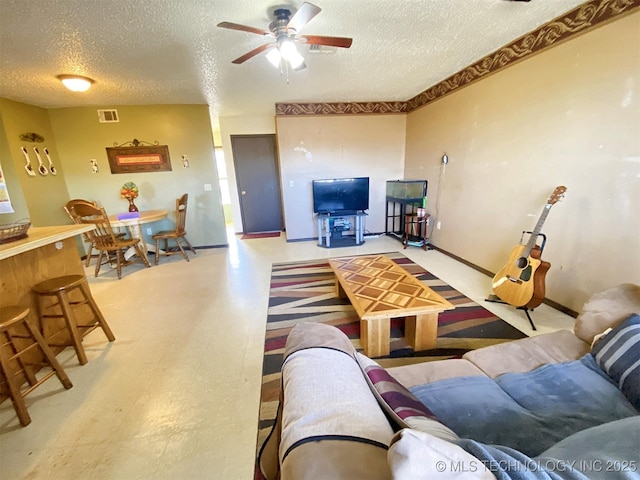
492, 186, 567, 308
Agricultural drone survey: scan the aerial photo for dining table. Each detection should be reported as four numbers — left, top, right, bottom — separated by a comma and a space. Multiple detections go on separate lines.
108, 209, 168, 262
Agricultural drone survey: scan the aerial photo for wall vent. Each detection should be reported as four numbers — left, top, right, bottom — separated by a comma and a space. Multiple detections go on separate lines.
97, 109, 119, 123
308, 44, 337, 54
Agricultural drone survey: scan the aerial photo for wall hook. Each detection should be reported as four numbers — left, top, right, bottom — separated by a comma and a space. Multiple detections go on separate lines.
21, 147, 36, 176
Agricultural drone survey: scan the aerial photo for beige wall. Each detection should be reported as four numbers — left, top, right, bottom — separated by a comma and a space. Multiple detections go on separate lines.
47, 104, 227, 249
275, 114, 406, 240
404, 12, 640, 312
0, 98, 71, 226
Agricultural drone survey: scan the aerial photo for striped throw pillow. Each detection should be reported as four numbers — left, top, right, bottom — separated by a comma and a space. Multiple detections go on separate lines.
591, 313, 640, 411
356, 353, 459, 442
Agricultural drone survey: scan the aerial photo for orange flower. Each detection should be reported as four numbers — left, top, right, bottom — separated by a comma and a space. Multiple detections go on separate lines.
120, 181, 139, 199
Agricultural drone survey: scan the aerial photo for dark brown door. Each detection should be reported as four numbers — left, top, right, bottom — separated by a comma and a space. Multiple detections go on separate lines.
230, 134, 284, 233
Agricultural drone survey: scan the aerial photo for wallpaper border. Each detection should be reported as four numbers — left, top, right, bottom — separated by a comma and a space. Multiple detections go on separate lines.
275, 0, 639, 117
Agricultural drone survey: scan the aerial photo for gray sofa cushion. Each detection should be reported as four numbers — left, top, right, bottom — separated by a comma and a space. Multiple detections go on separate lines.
535, 417, 640, 480
574, 283, 640, 344
463, 329, 589, 378
387, 358, 486, 389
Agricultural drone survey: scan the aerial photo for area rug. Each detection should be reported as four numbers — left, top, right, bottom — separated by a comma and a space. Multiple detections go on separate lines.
255, 251, 527, 467
241, 232, 281, 239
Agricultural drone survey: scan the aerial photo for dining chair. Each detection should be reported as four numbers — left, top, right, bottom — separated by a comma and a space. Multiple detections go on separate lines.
64, 199, 100, 266
72, 202, 151, 279
152, 193, 197, 264
64, 199, 127, 266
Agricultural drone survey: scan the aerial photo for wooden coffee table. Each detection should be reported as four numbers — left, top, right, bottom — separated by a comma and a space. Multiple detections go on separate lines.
328, 254, 454, 357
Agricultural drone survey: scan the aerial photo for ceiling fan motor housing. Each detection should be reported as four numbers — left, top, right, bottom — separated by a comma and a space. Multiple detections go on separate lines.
270, 8, 293, 35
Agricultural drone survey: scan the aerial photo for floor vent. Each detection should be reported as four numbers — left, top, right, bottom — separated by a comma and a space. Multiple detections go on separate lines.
97, 109, 119, 123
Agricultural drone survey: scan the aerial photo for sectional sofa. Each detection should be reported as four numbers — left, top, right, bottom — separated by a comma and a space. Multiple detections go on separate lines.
259, 283, 640, 479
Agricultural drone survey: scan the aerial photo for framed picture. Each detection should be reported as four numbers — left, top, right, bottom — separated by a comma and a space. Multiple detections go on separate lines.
106, 145, 172, 174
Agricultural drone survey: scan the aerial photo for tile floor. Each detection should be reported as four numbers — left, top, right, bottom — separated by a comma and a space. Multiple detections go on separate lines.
0, 232, 575, 479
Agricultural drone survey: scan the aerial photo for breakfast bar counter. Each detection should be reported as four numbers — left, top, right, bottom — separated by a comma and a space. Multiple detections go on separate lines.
0, 225, 97, 363
0, 224, 94, 261
1, 224, 99, 405
1, 224, 94, 309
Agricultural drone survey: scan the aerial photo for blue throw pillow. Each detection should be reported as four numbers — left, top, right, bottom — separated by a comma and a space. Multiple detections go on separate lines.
591, 313, 640, 411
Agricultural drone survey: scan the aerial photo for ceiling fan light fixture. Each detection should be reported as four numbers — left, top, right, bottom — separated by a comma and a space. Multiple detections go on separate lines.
279, 40, 305, 69
266, 48, 282, 68
287, 50, 305, 70
57, 74, 94, 92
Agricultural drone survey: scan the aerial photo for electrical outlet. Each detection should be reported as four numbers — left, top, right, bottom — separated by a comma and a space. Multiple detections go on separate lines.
204, 183, 212, 191
436, 221, 442, 230
146, 228, 152, 235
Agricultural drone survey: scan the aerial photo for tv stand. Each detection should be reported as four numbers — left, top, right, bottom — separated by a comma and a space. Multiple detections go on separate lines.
316, 212, 367, 248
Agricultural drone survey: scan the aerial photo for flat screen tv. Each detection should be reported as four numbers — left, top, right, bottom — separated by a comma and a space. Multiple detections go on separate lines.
312, 177, 369, 214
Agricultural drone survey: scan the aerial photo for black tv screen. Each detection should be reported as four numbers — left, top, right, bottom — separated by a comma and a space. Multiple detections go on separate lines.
312, 177, 369, 214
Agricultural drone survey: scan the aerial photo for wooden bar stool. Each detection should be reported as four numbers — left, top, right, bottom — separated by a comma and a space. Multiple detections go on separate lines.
0, 306, 73, 426
32, 275, 115, 365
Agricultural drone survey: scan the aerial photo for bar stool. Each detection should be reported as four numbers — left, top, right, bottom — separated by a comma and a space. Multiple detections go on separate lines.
32, 275, 115, 365
0, 305, 73, 426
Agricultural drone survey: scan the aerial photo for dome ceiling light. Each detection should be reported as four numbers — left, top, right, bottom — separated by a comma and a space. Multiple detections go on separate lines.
57, 74, 95, 92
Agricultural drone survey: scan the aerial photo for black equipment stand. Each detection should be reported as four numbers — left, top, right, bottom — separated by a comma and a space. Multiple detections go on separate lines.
485, 295, 537, 330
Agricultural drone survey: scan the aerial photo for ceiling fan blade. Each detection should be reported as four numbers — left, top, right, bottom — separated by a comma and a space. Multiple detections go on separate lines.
288, 2, 321, 32
299, 35, 353, 48
217, 21, 272, 36
231, 44, 272, 64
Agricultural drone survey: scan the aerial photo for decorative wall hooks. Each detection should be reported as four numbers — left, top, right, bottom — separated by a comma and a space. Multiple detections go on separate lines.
20, 147, 36, 176
20, 146, 57, 176
32, 147, 48, 175
43, 147, 57, 175
19, 132, 44, 143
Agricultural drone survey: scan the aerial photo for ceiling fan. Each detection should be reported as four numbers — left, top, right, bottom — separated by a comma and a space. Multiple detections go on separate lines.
217, 2, 352, 71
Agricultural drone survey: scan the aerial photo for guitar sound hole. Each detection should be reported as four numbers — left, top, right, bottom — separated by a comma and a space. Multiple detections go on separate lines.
516, 257, 528, 269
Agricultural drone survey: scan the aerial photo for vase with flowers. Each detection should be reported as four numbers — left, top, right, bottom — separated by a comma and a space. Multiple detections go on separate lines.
120, 181, 139, 212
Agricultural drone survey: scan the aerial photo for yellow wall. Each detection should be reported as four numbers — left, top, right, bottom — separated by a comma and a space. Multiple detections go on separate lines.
48, 104, 227, 248
275, 114, 406, 239
0, 101, 227, 249
0, 98, 71, 226
0, 112, 29, 224
404, 11, 640, 311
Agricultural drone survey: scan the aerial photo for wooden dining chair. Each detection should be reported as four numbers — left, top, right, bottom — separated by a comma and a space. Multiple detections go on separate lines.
72, 202, 151, 279
64, 199, 100, 266
152, 193, 196, 264
64, 199, 126, 266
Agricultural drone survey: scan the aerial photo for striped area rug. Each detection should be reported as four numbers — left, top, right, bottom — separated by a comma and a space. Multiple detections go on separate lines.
256, 251, 527, 457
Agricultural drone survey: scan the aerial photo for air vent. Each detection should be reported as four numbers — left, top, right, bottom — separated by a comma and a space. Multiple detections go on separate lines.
308, 44, 337, 54
97, 109, 119, 123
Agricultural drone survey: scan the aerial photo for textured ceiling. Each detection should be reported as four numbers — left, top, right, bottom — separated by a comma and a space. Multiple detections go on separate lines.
0, 0, 588, 122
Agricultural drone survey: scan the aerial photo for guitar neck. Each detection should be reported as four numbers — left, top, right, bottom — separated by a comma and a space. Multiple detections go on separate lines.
523, 204, 552, 257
